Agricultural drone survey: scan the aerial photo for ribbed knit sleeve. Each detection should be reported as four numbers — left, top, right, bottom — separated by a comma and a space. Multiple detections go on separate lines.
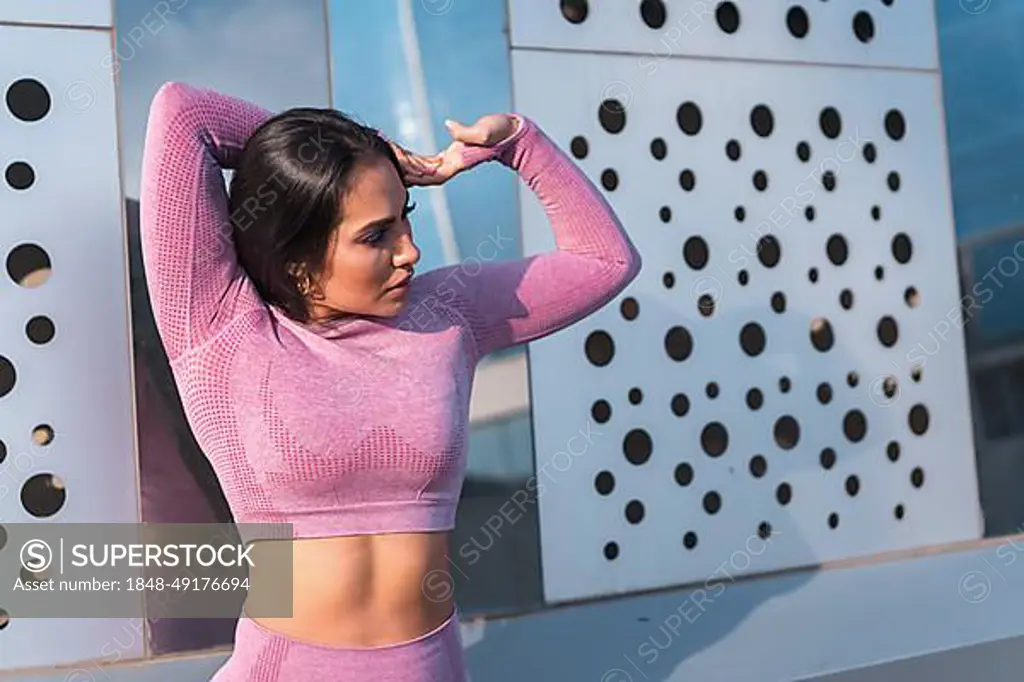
139, 81, 272, 362
420, 116, 642, 361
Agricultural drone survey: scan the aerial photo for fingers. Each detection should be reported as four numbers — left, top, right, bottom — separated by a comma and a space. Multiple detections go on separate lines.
445, 119, 489, 146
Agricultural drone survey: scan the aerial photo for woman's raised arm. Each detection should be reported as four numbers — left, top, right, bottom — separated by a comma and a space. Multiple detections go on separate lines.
139, 82, 272, 363
414, 115, 642, 361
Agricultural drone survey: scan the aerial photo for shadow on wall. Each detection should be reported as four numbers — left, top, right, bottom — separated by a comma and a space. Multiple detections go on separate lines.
126, 198, 238, 654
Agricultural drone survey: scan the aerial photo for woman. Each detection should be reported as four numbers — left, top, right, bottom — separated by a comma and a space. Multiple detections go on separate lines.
139, 81, 641, 681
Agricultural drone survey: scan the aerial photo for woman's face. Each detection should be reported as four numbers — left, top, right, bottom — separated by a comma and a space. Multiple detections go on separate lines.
307, 157, 421, 320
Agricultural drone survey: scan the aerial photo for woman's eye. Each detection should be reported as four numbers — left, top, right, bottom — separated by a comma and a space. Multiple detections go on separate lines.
364, 228, 386, 244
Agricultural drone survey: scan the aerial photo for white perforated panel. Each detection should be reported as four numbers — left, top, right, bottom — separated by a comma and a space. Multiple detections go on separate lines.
0, 23, 141, 670
510, 1, 938, 70
512, 5, 981, 604
0, 0, 112, 27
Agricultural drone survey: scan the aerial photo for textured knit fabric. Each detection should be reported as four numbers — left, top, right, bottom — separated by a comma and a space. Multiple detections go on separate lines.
210, 612, 464, 681
139, 80, 641, 538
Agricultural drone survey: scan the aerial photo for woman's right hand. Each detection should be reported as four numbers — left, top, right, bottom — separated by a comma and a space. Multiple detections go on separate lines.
388, 113, 521, 187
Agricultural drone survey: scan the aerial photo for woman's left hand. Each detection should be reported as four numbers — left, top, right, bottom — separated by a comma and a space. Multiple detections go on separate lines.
390, 113, 519, 187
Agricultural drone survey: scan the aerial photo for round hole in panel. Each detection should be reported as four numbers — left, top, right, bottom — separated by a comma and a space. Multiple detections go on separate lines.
662, 272, 675, 289
585, 330, 615, 366
750, 104, 774, 137
595, 471, 614, 496
26, 315, 55, 344
7, 78, 52, 122
746, 387, 763, 410
598, 99, 626, 134
844, 409, 867, 443
808, 267, 819, 283
659, 206, 672, 223
779, 376, 791, 393
894, 504, 905, 520
757, 235, 781, 268
817, 382, 833, 404
716, 1, 740, 33
776, 482, 792, 506
904, 286, 919, 308
650, 137, 667, 160
877, 315, 899, 347
885, 109, 906, 141
846, 371, 859, 388
0, 608, 8, 630
887, 171, 901, 192
735, 206, 746, 222
805, 205, 815, 222
603, 542, 618, 560
853, 11, 875, 43
826, 234, 848, 265
6, 161, 35, 190
701, 422, 728, 458
592, 399, 611, 424
752, 170, 768, 192
705, 382, 719, 399
570, 136, 588, 159
665, 326, 694, 362
726, 139, 741, 160
624, 429, 653, 465
909, 404, 930, 435
819, 107, 842, 139
33, 424, 54, 446
0, 357, 15, 399
683, 236, 709, 269
560, 0, 588, 23
810, 317, 834, 351
625, 499, 645, 524
677, 101, 703, 135
621, 297, 639, 321
774, 416, 800, 450
757, 521, 772, 540
639, 0, 667, 29
679, 169, 696, 192
911, 467, 925, 488
796, 141, 811, 162
872, 206, 882, 221
600, 169, 618, 191
739, 322, 766, 356
892, 233, 912, 263
0, 439, 6, 463
822, 171, 836, 192
0, 524, 6, 550
749, 455, 767, 478
875, 265, 885, 280
820, 447, 837, 470
887, 441, 901, 462
845, 475, 860, 497
683, 531, 698, 549
738, 270, 749, 286
786, 6, 810, 38
7, 243, 52, 288
675, 462, 694, 486
828, 512, 840, 529
698, 294, 716, 317
21, 473, 66, 517
864, 143, 877, 163
771, 292, 786, 313
839, 289, 854, 310
628, 387, 643, 405
671, 393, 689, 417
703, 491, 722, 515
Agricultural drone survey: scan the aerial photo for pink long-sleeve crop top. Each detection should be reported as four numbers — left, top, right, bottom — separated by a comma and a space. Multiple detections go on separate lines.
139, 82, 641, 538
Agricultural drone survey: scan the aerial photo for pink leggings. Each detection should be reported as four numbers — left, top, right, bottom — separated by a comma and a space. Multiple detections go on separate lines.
209, 612, 466, 681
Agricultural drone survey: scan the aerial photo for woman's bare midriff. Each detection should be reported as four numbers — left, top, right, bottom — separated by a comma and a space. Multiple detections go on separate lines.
244, 532, 455, 647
